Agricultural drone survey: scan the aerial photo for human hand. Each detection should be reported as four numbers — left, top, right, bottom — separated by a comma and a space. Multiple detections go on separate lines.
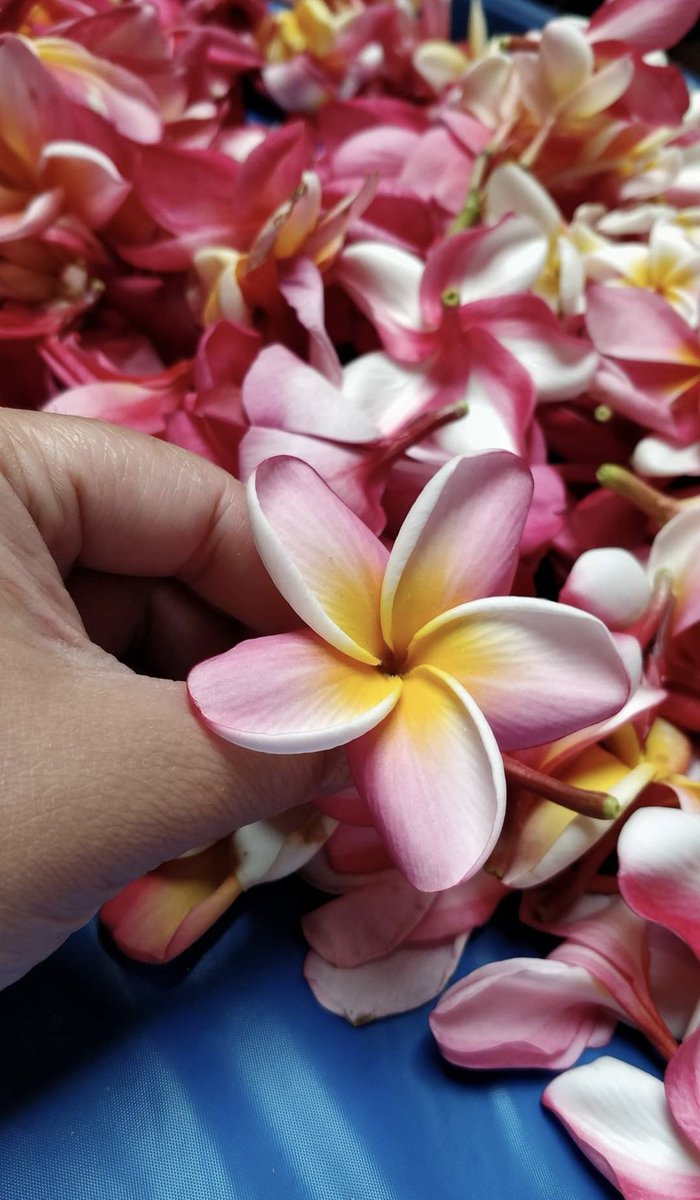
0, 410, 328, 987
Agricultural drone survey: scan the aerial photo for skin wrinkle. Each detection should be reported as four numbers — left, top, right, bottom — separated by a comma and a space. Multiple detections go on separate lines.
0, 409, 329, 987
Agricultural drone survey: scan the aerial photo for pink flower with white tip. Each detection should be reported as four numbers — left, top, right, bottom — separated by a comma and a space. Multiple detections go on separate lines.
334, 217, 598, 408
188, 451, 630, 891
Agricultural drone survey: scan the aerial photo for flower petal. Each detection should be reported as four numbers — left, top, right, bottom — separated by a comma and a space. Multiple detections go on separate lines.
407, 871, 506, 943
188, 631, 401, 752
618, 807, 700, 959
304, 937, 466, 1024
486, 299, 598, 401
543, 1057, 700, 1200
484, 162, 561, 234
302, 873, 434, 968
347, 665, 506, 891
242, 345, 378, 442
419, 217, 548, 324
381, 451, 533, 657
249, 456, 388, 663
559, 547, 651, 631
335, 240, 432, 361
666, 1027, 700, 1155
588, 0, 700, 51
410, 597, 630, 750
100, 840, 242, 964
647, 508, 700, 636
586, 283, 700, 364
430, 956, 618, 1070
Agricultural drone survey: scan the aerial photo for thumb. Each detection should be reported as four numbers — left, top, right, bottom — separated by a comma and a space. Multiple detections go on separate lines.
2, 630, 328, 988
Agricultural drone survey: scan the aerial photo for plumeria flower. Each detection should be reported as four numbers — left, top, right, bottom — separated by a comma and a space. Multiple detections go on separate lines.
586, 221, 700, 327
188, 451, 630, 890
335, 218, 598, 408
498, 689, 674, 891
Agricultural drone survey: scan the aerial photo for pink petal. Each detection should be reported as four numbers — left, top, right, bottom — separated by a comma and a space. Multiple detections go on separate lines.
420, 218, 548, 326
324, 823, 394, 876
430, 956, 617, 1069
381, 452, 533, 657
188, 631, 401, 753
560, 547, 651, 631
315, 788, 372, 826
407, 872, 506, 943
407, 329, 535, 460
543, 1057, 700, 1200
618, 808, 700, 959
586, 283, 699, 364
335, 241, 436, 361
277, 258, 343, 385
44, 381, 171, 434
239, 427, 385, 532
100, 840, 242, 964
667, 1028, 700, 1155
39, 141, 130, 228
302, 873, 434, 967
648, 927, 700, 1041
331, 125, 423, 179
249, 457, 389, 663
411, 597, 630, 750
304, 937, 465, 1024
347, 665, 506, 891
527, 894, 677, 1060
0, 189, 63, 243
242, 345, 377, 442
42, 38, 162, 143
480, 296, 598, 401
647, 509, 700, 636
588, 0, 700, 51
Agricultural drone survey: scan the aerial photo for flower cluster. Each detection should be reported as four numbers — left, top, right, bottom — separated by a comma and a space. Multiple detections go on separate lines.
8, 0, 700, 1192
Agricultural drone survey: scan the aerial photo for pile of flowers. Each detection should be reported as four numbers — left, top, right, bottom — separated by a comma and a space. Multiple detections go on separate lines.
6, 0, 700, 1190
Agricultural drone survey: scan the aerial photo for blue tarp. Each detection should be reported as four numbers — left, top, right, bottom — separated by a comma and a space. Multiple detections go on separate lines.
0, 881, 657, 1199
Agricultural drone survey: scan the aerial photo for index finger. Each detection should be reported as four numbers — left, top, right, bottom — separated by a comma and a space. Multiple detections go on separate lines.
0, 409, 293, 633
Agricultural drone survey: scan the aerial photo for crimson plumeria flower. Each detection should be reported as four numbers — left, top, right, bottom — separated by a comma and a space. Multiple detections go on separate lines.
188, 450, 630, 890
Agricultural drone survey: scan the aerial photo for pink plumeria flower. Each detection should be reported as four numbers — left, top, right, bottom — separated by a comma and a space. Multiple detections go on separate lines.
188, 451, 630, 890
335, 218, 598, 406
543, 1055, 700, 1200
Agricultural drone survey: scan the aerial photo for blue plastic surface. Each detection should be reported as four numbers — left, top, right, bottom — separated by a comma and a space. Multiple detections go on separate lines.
0, 882, 660, 1200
